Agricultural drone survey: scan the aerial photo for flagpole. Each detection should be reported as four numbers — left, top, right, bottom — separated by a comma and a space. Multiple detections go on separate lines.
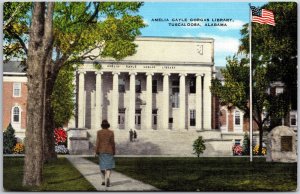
249, 3, 253, 162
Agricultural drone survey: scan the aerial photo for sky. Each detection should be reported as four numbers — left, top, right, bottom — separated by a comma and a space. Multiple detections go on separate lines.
138, 2, 266, 66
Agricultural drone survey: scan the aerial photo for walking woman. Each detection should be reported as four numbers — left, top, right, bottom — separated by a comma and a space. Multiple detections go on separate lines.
95, 120, 116, 187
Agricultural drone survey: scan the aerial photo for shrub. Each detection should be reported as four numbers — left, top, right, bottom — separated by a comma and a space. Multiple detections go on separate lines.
253, 145, 267, 155
242, 132, 250, 155
54, 128, 67, 145
3, 123, 17, 154
232, 145, 243, 155
193, 136, 206, 157
13, 143, 25, 154
55, 145, 69, 154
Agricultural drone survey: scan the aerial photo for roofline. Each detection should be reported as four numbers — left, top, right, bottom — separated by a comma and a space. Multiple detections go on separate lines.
135, 36, 214, 42
3, 72, 26, 76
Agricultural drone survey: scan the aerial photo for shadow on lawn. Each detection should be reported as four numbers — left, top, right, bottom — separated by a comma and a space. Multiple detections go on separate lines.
47, 175, 84, 184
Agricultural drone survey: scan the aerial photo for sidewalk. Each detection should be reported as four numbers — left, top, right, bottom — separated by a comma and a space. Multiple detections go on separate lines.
66, 156, 159, 191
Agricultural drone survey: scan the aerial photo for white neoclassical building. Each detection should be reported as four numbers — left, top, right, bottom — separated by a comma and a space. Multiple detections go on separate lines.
71, 36, 214, 132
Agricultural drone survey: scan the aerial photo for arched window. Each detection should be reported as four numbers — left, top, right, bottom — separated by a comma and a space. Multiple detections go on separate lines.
234, 109, 243, 131
13, 107, 20, 122
235, 110, 241, 125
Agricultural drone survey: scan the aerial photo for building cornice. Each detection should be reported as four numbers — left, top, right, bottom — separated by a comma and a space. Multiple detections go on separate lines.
135, 36, 214, 43
83, 60, 214, 67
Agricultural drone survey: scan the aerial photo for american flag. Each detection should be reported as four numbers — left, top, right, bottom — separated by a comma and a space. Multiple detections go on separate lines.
251, 6, 275, 26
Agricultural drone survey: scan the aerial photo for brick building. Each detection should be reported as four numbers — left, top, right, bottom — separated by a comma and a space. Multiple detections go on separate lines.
213, 66, 297, 145
2, 61, 27, 140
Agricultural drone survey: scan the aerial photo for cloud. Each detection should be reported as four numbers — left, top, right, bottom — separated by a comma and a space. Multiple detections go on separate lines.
216, 20, 245, 31
143, 19, 149, 25
198, 33, 241, 66
198, 33, 240, 53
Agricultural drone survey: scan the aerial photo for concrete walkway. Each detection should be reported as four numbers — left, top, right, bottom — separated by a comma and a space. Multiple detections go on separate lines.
66, 156, 159, 191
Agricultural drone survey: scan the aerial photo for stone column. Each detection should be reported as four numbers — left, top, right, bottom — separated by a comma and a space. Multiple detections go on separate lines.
128, 72, 137, 130
195, 73, 203, 130
145, 72, 153, 130
94, 71, 103, 129
78, 70, 86, 128
179, 73, 187, 130
68, 70, 77, 128
203, 73, 212, 129
111, 72, 119, 130
162, 73, 170, 130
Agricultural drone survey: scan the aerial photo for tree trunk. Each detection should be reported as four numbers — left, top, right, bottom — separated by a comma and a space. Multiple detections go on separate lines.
23, 3, 46, 186
43, 74, 58, 162
23, 2, 54, 186
258, 124, 263, 155
43, 92, 56, 162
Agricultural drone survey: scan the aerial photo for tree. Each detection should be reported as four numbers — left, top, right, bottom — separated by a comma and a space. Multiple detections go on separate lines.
4, 2, 146, 186
211, 2, 296, 155
3, 123, 17, 154
239, 2, 297, 126
4, 2, 146, 162
23, 2, 54, 186
211, 55, 289, 155
242, 132, 250, 155
51, 65, 75, 127
193, 136, 206, 157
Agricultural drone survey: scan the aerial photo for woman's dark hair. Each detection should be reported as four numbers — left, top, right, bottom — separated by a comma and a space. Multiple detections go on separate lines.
101, 120, 110, 129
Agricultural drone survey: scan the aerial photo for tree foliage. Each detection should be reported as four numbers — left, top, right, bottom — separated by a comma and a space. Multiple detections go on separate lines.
239, 2, 297, 110
3, 2, 32, 65
242, 132, 250, 155
211, 2, 296, 155
3, 123, 17, 154
193, 136, 206, 157
51, 65, 75, 127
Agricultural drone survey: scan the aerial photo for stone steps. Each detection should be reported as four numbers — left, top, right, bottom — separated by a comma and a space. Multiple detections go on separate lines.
86, 129, 232, 156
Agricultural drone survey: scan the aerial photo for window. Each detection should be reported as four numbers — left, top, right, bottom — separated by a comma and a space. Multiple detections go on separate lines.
172, 80, 179, 94
136, 80, 141, 93
169, 118, 173, 124
275, 87, 284, 95
171, 94, 179, 108
13, 83, 21, 97
190, 77, 196, 93
152, 109, 158, 125
235, 139, 241, 145
190, 110, 196, 126
290, 113, 297, 126
118, 79, 125, 93
235, 110, 241, 125
153, 115, 157, 125
118, 108, 125, 125
13, 107, 20, 123
135, 110, 141, 125
152, 109, 158, 114
152, 80, 157, 93
171, 79, 180, 108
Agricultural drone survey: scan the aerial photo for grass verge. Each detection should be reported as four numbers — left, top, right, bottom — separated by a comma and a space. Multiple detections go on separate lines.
87, 157, 297, 191
3, 157, 96, 191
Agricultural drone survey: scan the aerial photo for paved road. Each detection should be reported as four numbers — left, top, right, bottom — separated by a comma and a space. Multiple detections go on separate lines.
66, 156, 159, 191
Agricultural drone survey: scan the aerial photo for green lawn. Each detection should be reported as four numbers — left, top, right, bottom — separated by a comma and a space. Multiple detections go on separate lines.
3, 157, 96, 191
88, 157, 297, 191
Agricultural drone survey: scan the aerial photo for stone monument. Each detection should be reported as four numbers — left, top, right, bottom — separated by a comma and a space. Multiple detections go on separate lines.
266, 126, 297, 163
67, 128, 90, 154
